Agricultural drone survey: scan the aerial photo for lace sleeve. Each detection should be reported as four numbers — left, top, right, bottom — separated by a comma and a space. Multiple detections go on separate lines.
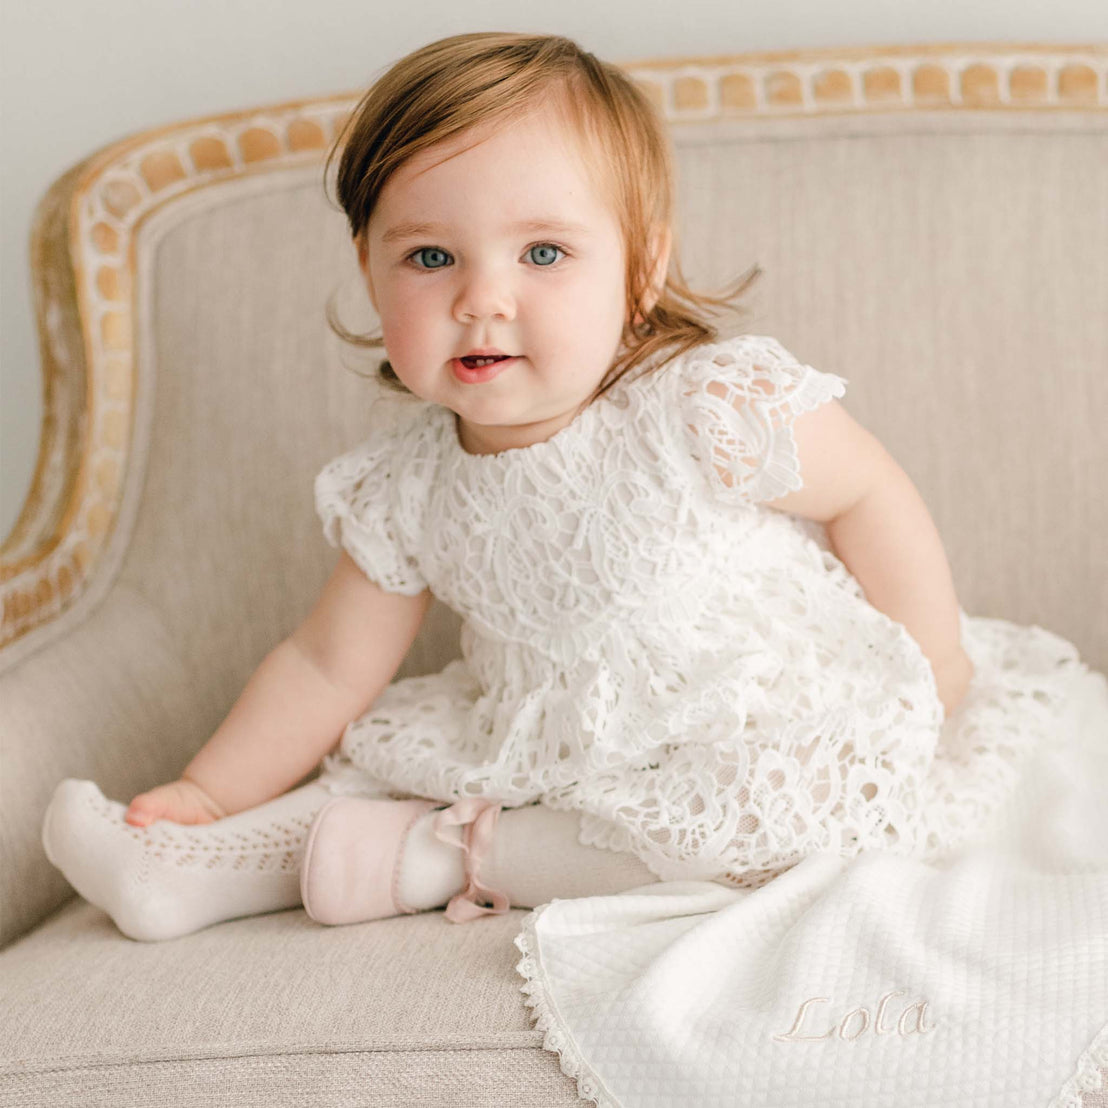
313, 397, 430, 595
679, 334, 848, 506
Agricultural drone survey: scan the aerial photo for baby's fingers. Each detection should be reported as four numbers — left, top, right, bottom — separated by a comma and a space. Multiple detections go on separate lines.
124, 779, 226, 826
125, 784, 200, 827
124, 790, 170, 827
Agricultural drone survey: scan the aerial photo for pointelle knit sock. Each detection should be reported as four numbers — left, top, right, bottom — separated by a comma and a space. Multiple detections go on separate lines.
41, 778, 473, 940
42, 778, 338, 941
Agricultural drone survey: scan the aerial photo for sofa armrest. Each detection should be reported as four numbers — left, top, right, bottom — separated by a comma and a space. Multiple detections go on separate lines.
0, 583, 207, 948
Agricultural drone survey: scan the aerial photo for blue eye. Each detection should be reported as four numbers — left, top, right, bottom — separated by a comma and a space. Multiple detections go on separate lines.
409, 247, 450, 269
529, 243, 564, 266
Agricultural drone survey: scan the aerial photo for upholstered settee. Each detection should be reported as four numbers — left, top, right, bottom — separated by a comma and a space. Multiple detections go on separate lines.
2, 43, 1106, 1106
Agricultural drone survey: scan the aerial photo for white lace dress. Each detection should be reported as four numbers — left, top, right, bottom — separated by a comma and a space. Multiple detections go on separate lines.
313, 333, 1090, 889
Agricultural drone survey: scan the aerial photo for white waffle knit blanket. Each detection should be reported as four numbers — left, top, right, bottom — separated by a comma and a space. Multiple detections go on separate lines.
514, 664, 1108, 1107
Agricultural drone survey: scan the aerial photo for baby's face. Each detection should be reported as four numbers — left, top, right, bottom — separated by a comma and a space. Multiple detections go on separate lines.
360, 101, 628, 455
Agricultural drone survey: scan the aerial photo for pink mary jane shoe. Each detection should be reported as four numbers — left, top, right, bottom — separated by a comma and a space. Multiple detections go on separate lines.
300, 796, 440, 925
300, 795, 511, 925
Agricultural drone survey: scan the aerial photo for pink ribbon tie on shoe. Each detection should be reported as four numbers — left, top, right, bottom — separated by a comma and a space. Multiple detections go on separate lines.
432, 797, 510, 923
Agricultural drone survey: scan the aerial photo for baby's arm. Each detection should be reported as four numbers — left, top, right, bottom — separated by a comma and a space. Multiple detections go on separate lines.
758, 399, 973, 717
125, 550, 433, 826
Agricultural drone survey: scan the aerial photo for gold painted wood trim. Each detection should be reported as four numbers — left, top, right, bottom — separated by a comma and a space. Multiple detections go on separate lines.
620, 42, 1106, 116
2, 44, 1105, 650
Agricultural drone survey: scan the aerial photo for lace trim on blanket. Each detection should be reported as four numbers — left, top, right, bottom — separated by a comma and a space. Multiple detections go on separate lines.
1049, 1017, 1108, 1108
514, 903, 618, 1108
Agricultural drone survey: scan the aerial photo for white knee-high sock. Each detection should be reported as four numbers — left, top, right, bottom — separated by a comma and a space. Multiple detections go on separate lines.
395, 810, 466, 911
42, 778, 335, 941
460, 803, 660, 909
398, 802, 661, 913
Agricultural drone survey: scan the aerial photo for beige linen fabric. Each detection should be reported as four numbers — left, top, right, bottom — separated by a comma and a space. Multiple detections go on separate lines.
0, 899, 583, 1105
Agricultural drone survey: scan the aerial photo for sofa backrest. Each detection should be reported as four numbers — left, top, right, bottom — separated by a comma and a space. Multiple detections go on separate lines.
2, 45, 1106, 945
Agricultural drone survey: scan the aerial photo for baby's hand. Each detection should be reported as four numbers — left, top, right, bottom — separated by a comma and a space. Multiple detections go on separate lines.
124, 777, 228, 827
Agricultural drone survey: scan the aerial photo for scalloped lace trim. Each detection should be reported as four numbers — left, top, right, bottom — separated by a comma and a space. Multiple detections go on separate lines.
1051, 1019, 1108, 1108
513, 904, 621, 1108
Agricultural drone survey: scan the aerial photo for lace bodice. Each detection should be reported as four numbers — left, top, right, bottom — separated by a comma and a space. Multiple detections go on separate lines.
313, 334, 1084, 887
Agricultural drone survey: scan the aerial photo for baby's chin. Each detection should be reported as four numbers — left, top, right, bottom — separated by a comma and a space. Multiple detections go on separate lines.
452, 400, 582, 454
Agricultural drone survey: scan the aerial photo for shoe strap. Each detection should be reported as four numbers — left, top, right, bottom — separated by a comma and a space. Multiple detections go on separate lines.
432, 797, 510, 922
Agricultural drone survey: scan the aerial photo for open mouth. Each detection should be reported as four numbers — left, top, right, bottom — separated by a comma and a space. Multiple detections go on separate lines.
459, 355, 512, 368
452, 355, 517, 384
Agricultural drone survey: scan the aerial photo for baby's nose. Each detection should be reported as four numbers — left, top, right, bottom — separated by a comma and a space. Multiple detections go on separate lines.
453, 270, 515, 322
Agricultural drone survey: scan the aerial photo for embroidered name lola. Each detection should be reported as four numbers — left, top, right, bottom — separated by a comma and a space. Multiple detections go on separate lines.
772, 990, 935, 1042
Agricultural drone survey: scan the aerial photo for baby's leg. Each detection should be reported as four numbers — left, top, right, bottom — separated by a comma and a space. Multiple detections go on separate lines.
42, 778, 336, 941
43, 780, 658, 939
299, 796, 660, 922
465, 803, 661, 909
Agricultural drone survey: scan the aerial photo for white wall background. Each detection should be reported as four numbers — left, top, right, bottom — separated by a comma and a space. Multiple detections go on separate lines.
2, 0, 1106, 539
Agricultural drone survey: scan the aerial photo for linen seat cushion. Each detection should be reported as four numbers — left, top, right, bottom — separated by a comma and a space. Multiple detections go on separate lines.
0, 899, 581, 1106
